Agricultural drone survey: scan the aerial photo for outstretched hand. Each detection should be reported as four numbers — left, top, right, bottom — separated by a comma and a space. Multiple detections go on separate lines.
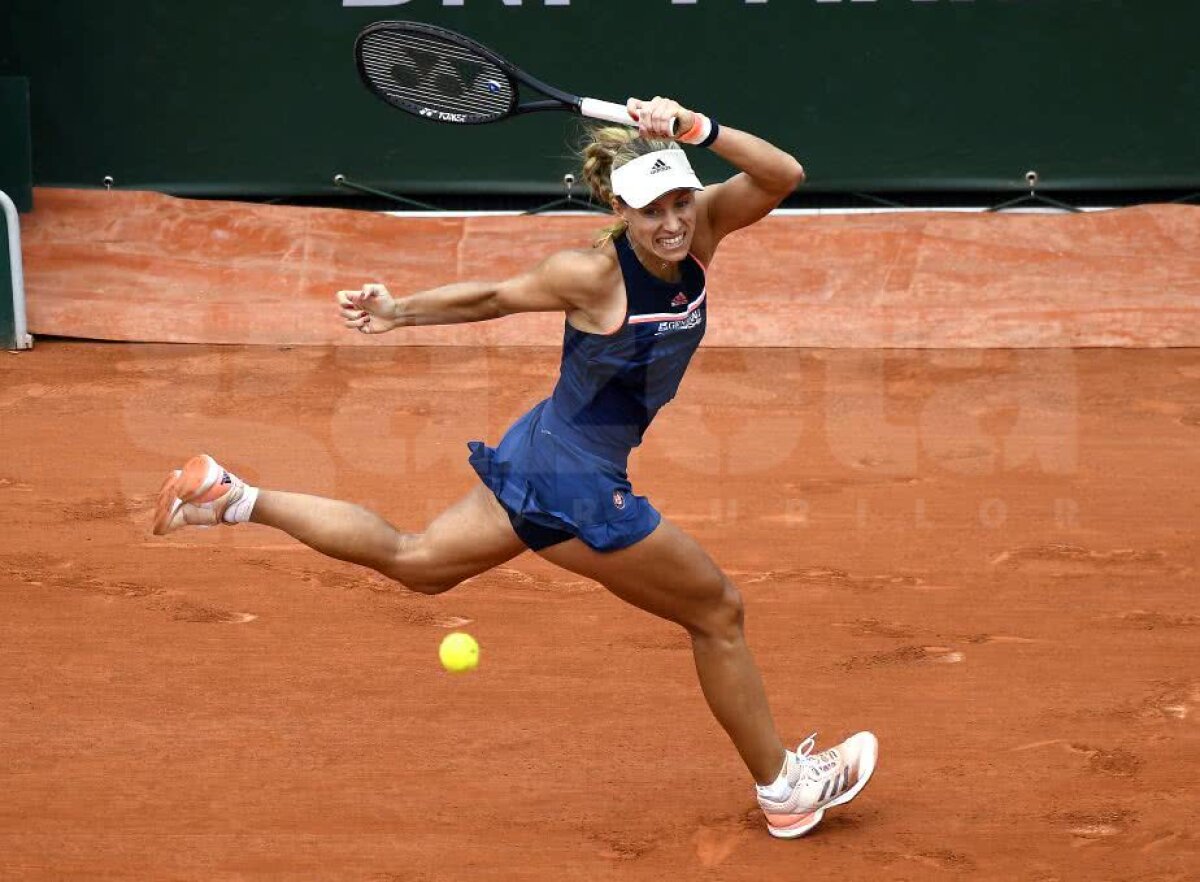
626, 96, 693, 141
336, 283, 399, 335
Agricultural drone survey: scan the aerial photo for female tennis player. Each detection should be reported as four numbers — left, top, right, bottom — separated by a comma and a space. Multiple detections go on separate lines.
153, 96, 877, 839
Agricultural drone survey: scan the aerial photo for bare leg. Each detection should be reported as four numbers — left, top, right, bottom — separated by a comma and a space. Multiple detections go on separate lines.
692, 632, 785, 784
251, 484, 527, 594
537, 519, 787, 784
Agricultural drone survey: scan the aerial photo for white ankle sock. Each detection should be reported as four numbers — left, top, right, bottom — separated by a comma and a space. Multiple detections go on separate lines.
756, 752, 794, 801
223, 484, 259, 524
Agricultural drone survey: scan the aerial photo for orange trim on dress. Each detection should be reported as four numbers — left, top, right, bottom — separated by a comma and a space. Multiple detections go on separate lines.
627, 290, 706, 325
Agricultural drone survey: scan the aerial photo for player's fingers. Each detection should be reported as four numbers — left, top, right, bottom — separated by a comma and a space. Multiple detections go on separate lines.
626, 97, 643, 120
650, 98, 677, 135
639, 96, 658, 128
336, 290, 357, 308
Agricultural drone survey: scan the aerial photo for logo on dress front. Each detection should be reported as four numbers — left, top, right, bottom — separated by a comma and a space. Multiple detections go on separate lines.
612, 490, 626, 510
655, 309, 704, 337
671, 293, 688, 307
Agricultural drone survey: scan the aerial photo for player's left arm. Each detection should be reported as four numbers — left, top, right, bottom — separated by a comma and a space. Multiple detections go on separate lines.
696, 125, 805, 246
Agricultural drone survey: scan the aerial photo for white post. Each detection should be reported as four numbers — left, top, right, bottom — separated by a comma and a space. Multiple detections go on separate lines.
0, 189, 32, 350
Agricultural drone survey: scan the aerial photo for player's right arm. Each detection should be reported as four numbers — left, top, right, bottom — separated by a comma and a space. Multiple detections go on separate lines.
336, 250, 607, 334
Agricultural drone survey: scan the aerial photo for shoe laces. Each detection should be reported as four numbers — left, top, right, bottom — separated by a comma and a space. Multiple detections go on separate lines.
794, 733, 841, 782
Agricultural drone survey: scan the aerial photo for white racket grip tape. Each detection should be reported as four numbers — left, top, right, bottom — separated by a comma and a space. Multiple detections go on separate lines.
579, 98, 677, 135
580, 98, 637, 126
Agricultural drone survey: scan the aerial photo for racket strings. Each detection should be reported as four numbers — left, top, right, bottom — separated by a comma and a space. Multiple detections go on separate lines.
360, 32, 515, 121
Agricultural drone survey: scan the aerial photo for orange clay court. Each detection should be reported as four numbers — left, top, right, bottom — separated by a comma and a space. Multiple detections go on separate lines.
1, 191, 1198, 880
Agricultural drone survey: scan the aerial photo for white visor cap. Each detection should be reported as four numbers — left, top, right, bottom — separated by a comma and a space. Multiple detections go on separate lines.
610, 149, 704, 209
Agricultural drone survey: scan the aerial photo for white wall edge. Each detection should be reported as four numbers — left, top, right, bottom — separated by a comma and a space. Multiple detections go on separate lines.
0, 189, 33, 350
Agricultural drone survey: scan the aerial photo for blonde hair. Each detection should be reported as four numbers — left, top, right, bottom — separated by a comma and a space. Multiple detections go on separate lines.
579, 125, 678, 246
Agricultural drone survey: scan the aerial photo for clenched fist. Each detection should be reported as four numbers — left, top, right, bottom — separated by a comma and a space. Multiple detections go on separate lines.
336, 283, 400, 335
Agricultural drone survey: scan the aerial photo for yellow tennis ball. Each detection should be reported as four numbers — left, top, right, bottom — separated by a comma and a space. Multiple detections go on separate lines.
439, 631, 479, 673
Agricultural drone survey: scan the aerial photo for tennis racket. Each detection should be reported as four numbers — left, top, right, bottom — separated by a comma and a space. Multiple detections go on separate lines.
354, 20, 658, 130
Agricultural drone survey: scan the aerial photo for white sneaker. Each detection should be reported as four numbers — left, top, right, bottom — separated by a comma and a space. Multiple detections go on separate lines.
757, 732, 878, 839
152, 454, 247, 535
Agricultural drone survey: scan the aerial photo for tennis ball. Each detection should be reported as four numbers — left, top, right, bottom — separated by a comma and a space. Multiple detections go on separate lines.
439, 631, 480, 673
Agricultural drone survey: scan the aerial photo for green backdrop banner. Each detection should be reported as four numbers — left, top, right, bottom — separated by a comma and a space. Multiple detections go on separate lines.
2, 1, 1197, 198
0, 78, 33, 212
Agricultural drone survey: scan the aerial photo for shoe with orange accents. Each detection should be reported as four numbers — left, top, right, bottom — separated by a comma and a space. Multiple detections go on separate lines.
152, 454, 249, 535
757, 732, 878, 839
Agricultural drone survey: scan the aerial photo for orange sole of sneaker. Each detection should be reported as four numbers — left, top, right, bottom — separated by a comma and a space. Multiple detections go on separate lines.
178, 454, 224, 504
151, 470, 184, 536
766, 808, 825, 839
150, 455, 223, 536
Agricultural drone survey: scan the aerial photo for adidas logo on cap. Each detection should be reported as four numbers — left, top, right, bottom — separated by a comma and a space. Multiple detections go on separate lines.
648, 158, 671, 174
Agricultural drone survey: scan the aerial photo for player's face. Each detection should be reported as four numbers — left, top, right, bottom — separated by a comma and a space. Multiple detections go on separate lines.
620, 189, 698, 263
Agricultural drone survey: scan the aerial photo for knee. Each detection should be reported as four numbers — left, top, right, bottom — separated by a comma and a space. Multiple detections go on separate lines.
403, 574, 460, 596
386, 534, 460, 596
688, 574, 746, 642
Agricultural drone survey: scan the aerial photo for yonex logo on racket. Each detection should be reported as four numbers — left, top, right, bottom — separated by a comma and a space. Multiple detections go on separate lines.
420, 107, 468, 122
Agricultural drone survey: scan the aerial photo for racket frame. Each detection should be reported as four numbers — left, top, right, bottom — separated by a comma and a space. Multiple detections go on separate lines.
354, 20, 635, 127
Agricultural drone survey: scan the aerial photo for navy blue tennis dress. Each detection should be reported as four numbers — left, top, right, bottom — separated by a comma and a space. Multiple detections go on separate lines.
467, 232, 707, 552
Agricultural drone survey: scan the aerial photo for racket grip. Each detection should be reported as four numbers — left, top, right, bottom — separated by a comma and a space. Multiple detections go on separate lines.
579, 98, 678, 135
579, 98, 637, 127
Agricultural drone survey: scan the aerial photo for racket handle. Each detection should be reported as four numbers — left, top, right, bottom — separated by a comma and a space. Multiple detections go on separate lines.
579, 98, 637, 126
579, 98, 678, 136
